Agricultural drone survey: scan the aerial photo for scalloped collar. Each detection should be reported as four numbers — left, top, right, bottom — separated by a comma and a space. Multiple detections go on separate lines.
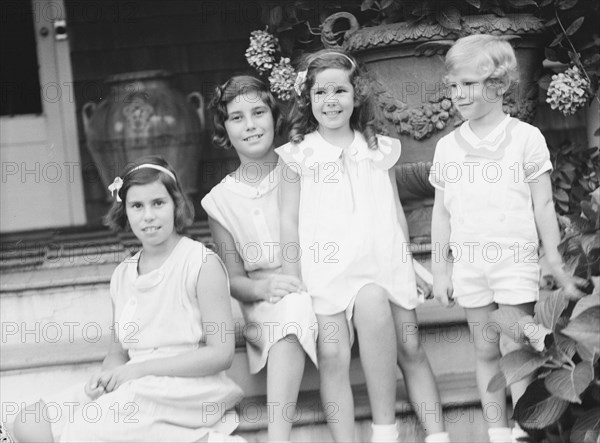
302, 130, 401, 169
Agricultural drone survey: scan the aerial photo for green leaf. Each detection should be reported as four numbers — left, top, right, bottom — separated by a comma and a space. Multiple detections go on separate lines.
500, 349, 551, 386
550, 33, 565, 47
544, 361, 594, 403
361, 0, 376, 10
380, 0, 394, 9
583, 54, 600, 67
565, 17, 585, 36
488, 371, 507, 392
576, 342, 598, 363
535, 290, 569, 330
570, 407, 600, 443
513, 380, 570, 429
538, 73, 553, 91
581, 203, 600, 227
465, 0, 481, 9
269, 6, 283, 27
507, 0, 538, 7
562, 306, 600, 354
571, 293, 600, 319
558, 0, 578, 9
554, 331, 578, 359
436, 6, 462, 31
555, 188, 569, 203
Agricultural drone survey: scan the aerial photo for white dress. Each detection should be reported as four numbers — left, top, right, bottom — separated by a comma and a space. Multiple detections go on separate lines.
275, 131, 422, 319
201, 163, 318, 374
57, 237, 244, 442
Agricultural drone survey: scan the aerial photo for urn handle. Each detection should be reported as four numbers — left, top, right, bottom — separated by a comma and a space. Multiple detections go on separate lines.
321, 12, 359, 49
187, 92, 205, 129
82, 101, 97, 137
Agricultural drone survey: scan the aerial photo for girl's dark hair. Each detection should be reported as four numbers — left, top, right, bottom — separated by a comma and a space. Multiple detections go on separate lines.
209, 75, 283, 150
288, 49, 378, 150
104, 155, 194, 233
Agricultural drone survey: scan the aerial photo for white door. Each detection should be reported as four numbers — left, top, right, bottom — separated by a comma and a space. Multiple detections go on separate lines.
0, 0, 86, 232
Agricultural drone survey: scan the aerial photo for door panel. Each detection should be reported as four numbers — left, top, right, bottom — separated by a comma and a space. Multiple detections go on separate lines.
1, 0, 86, 232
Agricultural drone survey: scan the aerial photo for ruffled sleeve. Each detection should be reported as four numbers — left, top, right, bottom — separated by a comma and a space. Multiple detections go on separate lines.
347, 133, 400, 169
373, 135, 401, 170
276, 135, 343, 176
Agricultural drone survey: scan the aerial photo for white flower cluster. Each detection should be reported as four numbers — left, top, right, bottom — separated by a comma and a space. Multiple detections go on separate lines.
268, 58, 296, 101
245, 29, 278, 74
546, 66, 591, 116
245, 29, 296, 101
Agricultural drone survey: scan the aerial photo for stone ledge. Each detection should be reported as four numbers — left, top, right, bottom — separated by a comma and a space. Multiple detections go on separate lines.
236, 371, 480, 432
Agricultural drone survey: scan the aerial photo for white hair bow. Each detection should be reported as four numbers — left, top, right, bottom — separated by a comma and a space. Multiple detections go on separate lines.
108, 177, 124, 202
294, 70, 307, 96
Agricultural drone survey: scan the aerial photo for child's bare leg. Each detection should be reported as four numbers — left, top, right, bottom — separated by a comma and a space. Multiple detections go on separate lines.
353, 284, 397, 426
392, 305, 445, 435
317, 313, 355, 442
497, 303, 535, 408
13, 401, 54, 442
465, 304, 509, 429
267, 335, 306, 442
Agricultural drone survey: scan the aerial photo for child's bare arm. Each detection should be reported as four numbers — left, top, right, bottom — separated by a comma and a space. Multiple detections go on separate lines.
96, 255, 238, 393
529, 172, 587, 300
279, 165, 302, 279
388, 169, 410, 240
208, 217, 303, 303
431, 188, 454, 306
389, 169, 432, 297
85, 302, 129, 398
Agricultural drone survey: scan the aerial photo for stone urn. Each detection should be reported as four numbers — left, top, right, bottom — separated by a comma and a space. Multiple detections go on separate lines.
82, 70, 205, 198
321, 13, 545, 242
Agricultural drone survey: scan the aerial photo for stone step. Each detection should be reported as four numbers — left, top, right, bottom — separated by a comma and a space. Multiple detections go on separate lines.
1, 322, 475, 419
1, 227, 478, 438
2, 370, 487, 442
1, 252, 471, 409
235, 372, 487, 441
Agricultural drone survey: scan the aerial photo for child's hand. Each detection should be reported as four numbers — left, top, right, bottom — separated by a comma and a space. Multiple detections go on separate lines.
413, 259, 433, 300
557, 275, 590, 301
84, 373, 105, 400
415, 274, 433, 300
260, 274, 305, 303
97, 364, 140, 393
433, 276, 455, 307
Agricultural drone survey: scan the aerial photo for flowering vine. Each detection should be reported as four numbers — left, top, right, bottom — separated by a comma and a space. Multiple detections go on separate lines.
245, 29, 296, 101
546, 66, 591, 116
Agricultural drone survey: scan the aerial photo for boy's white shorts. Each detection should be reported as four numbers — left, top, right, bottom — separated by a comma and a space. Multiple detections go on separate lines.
451, 247, 540, 308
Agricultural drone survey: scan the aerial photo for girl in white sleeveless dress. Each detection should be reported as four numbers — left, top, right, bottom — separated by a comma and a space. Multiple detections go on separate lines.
14, 157, 245, 442
202, 76, 318, 442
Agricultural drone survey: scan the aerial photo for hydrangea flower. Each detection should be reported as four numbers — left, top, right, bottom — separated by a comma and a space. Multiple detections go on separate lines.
546, 66, 591, 116
268, 58, 296, 101
245, 29, 278, 74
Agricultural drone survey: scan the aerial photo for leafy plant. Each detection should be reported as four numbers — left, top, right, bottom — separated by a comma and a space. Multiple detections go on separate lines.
489, 288, 599, 442
537, 0, 600, 116
550, 143, 599, 215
